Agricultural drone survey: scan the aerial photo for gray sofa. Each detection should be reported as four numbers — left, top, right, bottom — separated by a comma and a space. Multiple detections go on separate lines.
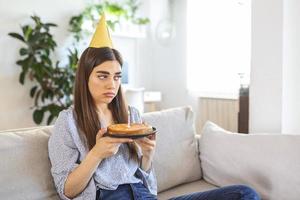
1, 106, 299, 200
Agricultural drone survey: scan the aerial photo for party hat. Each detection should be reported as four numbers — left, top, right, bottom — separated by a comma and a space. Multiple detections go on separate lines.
89, 13, 113, 48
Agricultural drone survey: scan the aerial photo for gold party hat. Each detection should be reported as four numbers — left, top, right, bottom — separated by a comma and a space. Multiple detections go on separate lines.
89, 14, 113, 48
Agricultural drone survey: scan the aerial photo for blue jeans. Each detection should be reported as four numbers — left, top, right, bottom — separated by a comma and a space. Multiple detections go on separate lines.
96, 183, 157, 200
96, 183, 260, 200
169, 185, 261, 200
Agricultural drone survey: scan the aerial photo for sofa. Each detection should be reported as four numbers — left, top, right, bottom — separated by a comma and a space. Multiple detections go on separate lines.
0, 106, 299, 200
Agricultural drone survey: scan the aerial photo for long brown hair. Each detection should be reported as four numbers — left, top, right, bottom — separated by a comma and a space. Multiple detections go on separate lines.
74, 47, 129, 150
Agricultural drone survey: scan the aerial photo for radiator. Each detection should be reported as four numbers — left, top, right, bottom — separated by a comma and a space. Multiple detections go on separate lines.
197, 97, 239, 133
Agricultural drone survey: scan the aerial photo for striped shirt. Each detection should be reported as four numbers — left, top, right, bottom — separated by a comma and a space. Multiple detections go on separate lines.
48, 106, 157, 200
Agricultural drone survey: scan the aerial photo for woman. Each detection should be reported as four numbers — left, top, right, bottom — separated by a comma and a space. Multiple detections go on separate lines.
49, 46, 157, 200
48, 15, 260, 200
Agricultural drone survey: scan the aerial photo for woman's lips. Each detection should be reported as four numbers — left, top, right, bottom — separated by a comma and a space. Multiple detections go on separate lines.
103, 92, 115, 98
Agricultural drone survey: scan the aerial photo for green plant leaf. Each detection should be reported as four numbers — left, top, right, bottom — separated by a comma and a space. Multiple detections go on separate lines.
19, 71, 25, 84
31, 15, 41, 27
134, 18, 150, 25
22, 26, 33, 41
28, 32, 40, 44
8, 32, 25, 42
19, 48, 28, 56
30, 86, 38, 97
33, 109, 44, 124
44, 23, 57, 27
47, 114, 55, 125
48, 104, 62, 116
105, 3, 125, 16
34, 90, 41, 106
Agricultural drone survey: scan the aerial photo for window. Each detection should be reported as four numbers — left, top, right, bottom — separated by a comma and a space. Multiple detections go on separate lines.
187, 0, 251, 98
113, 36, 137, 86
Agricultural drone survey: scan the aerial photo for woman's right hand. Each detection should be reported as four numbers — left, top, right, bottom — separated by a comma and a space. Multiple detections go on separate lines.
90, 128, 133, 160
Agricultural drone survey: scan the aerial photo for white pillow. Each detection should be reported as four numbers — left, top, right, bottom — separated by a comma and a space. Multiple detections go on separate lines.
143, 107, 202, 192
0, 127, 59, 200
199, 121, 300, 200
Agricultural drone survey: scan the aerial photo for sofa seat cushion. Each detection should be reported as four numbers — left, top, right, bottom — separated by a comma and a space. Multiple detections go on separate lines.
158, 179, 218, 200
142, 107, 202, 193
0, 126, 59, 200
199, 121, 300, 200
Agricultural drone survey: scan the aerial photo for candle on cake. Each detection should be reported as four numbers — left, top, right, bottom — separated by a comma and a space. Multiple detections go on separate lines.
127, 110, 131, 127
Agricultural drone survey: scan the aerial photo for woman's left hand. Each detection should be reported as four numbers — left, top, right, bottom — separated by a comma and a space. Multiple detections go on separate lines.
135, 134, 156, 158
135, 134, 156, 171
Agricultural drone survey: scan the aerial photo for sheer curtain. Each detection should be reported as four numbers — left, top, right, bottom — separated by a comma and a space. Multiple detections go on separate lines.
187, 0, 251, 98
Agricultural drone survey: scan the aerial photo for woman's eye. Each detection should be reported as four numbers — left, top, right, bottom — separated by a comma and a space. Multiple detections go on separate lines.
97, 75, 107, 80
114, 76, 122, 81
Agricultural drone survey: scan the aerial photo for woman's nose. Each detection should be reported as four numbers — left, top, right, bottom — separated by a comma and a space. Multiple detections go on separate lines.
106, 77, 116, 89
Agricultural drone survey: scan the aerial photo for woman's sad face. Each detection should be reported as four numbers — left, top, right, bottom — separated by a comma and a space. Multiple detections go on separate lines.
88, 60, 122, 105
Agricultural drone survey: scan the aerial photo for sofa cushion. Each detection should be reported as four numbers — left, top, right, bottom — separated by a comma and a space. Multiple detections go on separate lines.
199, 121, 300, 200
143, 107, 202, 192
158, 180, 217, 200
0, 127, 59, 200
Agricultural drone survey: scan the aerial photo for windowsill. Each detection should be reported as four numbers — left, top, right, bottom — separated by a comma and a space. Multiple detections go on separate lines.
187, 90, 239, 100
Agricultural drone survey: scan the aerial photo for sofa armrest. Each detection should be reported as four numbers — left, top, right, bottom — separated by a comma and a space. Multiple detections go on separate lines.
199, 121, 300, 200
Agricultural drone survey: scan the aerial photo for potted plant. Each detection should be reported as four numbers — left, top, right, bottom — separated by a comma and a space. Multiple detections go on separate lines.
8, 0, 149, 125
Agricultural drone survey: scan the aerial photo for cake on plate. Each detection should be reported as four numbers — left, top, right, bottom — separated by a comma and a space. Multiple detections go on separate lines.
108, 123, 153, 135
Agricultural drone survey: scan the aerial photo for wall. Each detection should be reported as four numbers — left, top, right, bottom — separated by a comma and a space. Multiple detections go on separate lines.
282, 0, 300, 134
250, 0, 283, 133
0, 0, 86, 130
251, 0, 300, 134
143, 0, 197, 110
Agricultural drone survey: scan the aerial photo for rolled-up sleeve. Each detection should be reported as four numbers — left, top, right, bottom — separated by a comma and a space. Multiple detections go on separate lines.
48, 110, 96, 200
136, 166, 157, 195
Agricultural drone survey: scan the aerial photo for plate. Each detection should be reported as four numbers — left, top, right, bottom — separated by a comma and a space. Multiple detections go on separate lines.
104, 127, 157, 139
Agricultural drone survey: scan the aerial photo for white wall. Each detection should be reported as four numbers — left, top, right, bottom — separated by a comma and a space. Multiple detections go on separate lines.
0, 0, 96, 129
0, 0, 86, 130
250, 0, 283, 133
251, 0, 300, 134
282, 0, 300, 134
141, 0, 197, 110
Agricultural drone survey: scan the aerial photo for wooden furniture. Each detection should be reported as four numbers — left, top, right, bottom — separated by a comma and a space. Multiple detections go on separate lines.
238, 87, 249, 133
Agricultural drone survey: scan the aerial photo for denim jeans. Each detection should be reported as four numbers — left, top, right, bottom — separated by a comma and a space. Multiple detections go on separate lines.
169, 185, 261, 200
96, 183, 260, 200
96, 183, 157, 200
